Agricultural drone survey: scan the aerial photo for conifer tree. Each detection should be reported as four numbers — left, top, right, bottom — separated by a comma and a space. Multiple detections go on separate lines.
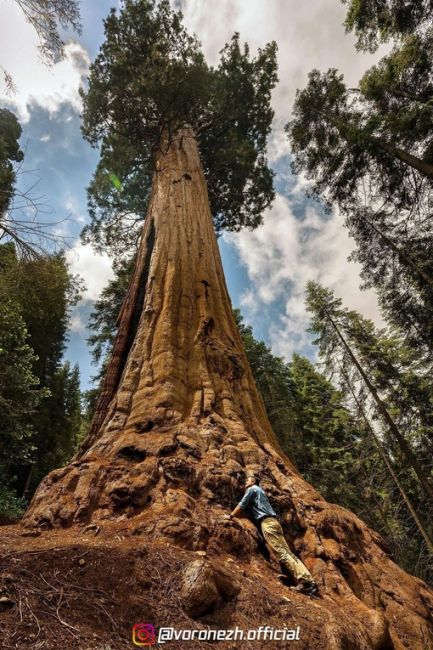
305, 281, 433, 501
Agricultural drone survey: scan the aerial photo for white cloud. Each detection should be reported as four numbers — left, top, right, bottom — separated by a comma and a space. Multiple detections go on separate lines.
225, 191, 383, 360
0, 0, 89, 121
66, 242, 114, 302
64, 195, 87, 225
69, 311, 87, 334
180, 0, 388, 138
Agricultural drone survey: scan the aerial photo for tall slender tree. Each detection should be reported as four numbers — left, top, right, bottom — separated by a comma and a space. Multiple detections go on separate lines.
0, 243, 82, 497
287, 31, 433, 357
342, 370, 433, 556
305, 281, 433, 501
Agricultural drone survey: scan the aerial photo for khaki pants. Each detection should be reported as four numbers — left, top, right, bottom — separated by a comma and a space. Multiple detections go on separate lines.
260, 517, 312, 582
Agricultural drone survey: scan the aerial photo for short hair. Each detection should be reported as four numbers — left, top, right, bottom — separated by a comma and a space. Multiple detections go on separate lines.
246, 473, 260, 485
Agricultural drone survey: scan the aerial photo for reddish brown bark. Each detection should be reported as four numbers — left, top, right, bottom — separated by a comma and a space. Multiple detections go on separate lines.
22, 127, 433, 649
77, 126, 284, 461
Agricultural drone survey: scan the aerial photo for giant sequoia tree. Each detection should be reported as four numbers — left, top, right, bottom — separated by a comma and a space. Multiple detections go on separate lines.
23, 2, 433, 647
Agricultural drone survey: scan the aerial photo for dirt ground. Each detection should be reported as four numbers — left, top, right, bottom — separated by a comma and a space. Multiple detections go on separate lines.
0, 521, 358, 650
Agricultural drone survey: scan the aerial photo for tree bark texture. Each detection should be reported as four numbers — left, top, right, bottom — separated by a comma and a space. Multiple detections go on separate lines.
23, 128, 433, 649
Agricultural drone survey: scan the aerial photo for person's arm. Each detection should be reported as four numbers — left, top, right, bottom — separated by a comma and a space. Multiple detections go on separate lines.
229, 504, 244, 519
228, 487, 254, 519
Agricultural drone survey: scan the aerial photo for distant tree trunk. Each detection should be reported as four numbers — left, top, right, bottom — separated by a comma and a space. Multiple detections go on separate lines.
362, 217, 433, 290
327, 310, 433, 502
379, 141, 433, 181
22, 464, 34, 498
22, 127, 433, 650
343, 372, 433, 555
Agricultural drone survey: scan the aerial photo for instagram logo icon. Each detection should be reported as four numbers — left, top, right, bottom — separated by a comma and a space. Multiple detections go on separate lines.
132, 623, 157, 646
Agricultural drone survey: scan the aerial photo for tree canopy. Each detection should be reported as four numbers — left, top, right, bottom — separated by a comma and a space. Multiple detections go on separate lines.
343, 0, 433, 50
287, 67, 433, 214
0, 109, 23, 216
0, 243, 82, 506
81, 0, 278, 259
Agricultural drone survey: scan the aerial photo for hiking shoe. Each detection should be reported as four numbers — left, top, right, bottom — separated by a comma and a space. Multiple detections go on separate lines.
290, 580, 319, 597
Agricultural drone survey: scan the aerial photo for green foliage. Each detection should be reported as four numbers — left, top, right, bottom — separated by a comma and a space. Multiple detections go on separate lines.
0, 296, 42, 450
23, 259, 80, 379
342, 0, 433, 50
0, 243, 83, 497
0, 488, 26, 521
81, 0, 277, 259
359, 32, 433, 110
234, 309, 296, 450
0, 108, 23, 215
305, 280, 433, 452
305, 281, 433, 581
287, 67, 433, 213
288, 354, 362, 507
345, 206, 433, 356
287, 41, 433, 355
14, 0, 81, 64
0, 295, 44, 516
359, 31, 433, 161
29, 361, 82, 490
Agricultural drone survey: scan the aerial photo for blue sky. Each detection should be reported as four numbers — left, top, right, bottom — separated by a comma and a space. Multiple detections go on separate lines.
1, 0, 385, 391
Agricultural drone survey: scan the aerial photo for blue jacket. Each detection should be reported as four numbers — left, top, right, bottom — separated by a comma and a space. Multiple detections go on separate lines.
238, 484, 276, 524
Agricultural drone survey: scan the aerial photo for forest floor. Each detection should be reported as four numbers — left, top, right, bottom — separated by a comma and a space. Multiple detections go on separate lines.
0, 520, 338, 650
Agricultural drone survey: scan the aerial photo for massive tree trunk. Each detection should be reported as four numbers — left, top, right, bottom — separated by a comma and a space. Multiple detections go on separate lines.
23, 127, 433, 649
76, 125, 285, 464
